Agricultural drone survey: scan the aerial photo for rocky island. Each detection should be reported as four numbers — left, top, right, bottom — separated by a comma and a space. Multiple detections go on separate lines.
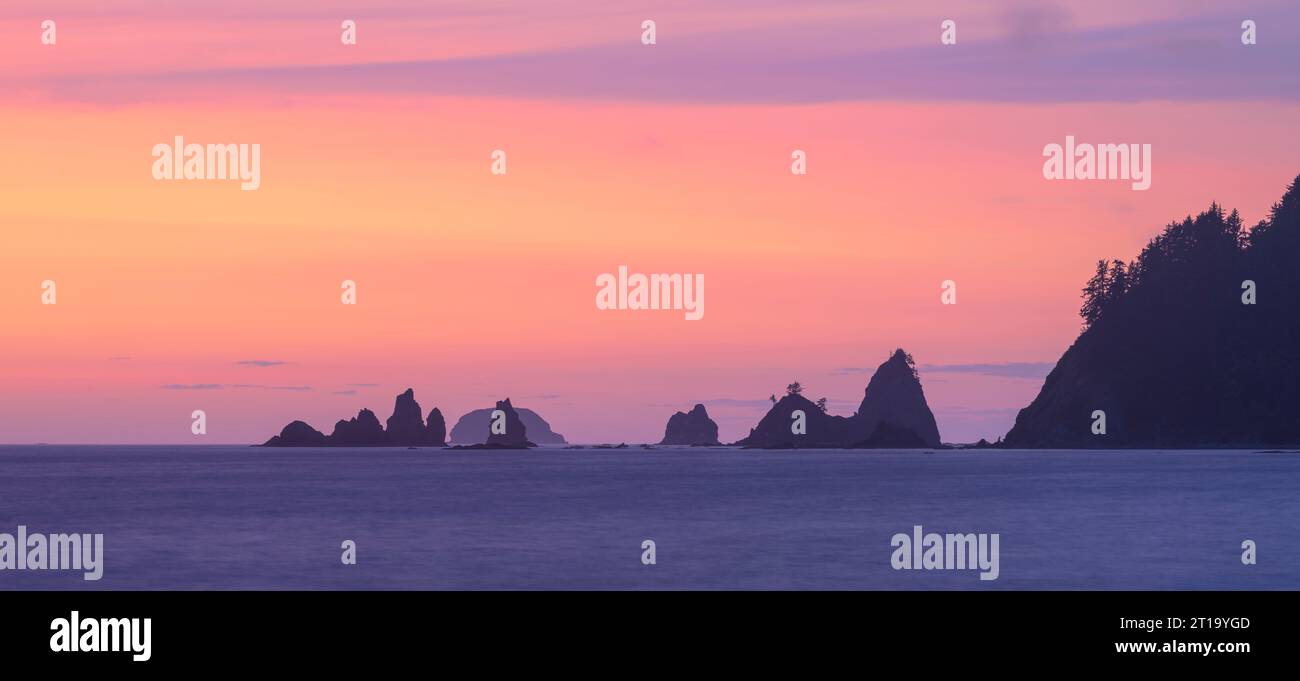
736, 349, 941, 448
262, 388, 446, 447
448, 404, 566, 445
658, 404, 721, 446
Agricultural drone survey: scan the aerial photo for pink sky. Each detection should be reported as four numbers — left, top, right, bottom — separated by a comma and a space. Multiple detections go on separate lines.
2, 1, 1298, 443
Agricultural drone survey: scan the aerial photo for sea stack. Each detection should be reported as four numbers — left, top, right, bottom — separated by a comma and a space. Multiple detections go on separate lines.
330, 408, 385, 445
659, 404, 721, 445
449, 405, 566, 445
735, 348, 941, 448
384, 389, 427, 445
853, 349, 942, 447
735, 393, 854, 448
425, 408, 447, 446
263, 420, 328, 446
485, 398, 532, 448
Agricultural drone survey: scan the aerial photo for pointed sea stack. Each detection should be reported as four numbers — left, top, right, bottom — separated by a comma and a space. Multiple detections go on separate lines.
485, 398, 532, 448
385, 388, 427, 445
852, 349, 942, 448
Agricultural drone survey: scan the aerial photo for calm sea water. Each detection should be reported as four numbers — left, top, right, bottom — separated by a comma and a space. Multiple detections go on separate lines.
0, 445, 1296, 590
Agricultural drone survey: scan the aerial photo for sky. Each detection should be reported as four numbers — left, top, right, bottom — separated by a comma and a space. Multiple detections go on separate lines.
2, 0, 1298, 444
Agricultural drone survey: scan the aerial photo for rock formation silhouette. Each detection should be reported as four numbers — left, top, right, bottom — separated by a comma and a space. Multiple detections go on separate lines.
855, 350, 942, 447
484, 398, 532, 448
1006, 175, 1300, 447
448, 405, 565, 445
330, 408, 384, 445
425, 408, 447, 446
262, 420, 328, 447
261, 388, 447, 447
736, 349, 941, 448
384, 389, 427, 445
659, 404, 721, 445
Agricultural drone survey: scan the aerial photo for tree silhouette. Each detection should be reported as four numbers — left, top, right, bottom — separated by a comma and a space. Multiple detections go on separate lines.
786, 382, 803, 396
1105, 259, 1129, 305
1080, 260, 1110, 328
815, 397, 828, 412
891, 348, 919, 379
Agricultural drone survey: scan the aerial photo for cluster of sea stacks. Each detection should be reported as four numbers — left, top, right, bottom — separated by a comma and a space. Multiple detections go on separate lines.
263, 390, 565, 449
264, 389, 442, 447
263, 175, 1300, 450
262, 348, 944, 449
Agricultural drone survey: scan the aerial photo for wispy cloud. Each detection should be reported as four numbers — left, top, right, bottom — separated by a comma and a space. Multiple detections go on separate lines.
34, 11, 1299, 106
164, 383, 312, 391
932, 406, 1024, 417
837, 361, 1054, 379
698, 398, 777, 408
678, 396, 859, 410
919, 362, 1055, 379
236, 360, 287, 367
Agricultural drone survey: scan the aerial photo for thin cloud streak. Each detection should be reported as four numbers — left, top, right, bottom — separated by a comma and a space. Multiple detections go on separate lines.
161, 384, 313, 391
29, 12, 1300, 105
919, 362, 1056, 379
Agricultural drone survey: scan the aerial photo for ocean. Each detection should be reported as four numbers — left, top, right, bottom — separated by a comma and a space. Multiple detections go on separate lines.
0, 445, 1296, 589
